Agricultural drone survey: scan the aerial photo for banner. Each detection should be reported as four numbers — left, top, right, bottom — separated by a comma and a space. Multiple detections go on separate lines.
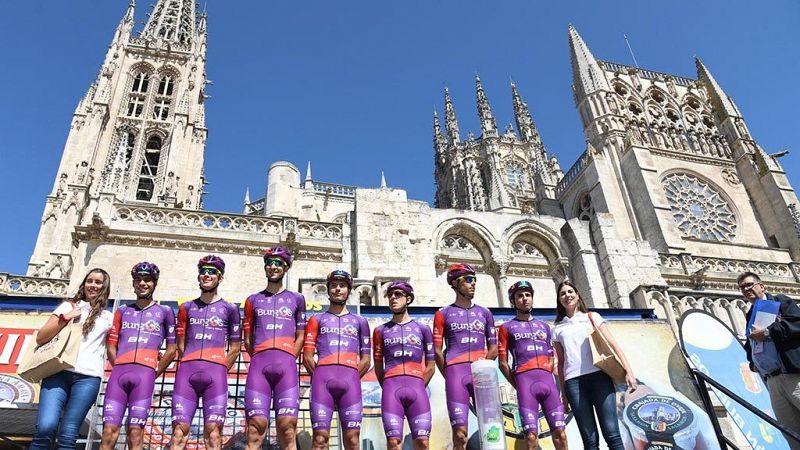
679, 309, 789, 450
0, 306, 720, 449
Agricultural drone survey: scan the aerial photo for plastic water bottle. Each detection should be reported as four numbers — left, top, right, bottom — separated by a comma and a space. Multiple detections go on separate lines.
471, 360, 507, 450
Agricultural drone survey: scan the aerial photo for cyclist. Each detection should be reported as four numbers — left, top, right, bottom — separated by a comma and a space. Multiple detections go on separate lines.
170, 255, 241, 450
99, 262, 177, 450
243, 246, 307, 450
433, 263, 497, 450
498, 281, 567, 450
303, 270, 370, 450
373, 281, 434, 450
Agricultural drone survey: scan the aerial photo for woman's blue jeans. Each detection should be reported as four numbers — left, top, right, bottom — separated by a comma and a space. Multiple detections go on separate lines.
564, 370, 624, 450
29, 370, 101, 450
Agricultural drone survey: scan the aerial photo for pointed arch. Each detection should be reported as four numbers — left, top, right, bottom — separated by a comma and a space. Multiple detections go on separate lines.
501, 220, 563, 265
433, 218, 497, 264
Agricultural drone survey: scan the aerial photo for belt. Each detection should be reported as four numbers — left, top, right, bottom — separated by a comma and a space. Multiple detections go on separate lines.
764, 369, 783, 380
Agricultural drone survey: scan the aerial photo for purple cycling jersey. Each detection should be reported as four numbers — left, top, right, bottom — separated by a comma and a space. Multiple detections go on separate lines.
107, 303, 176, 370
177, 298, 241, 366
433, 304, 497, 366
373, 320, 434, 380
243, 289, 306, 356
498, 318, 555, 374
303, 311, 370, 369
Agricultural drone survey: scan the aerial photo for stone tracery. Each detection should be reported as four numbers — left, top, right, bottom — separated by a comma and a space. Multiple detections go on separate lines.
662, 173, 737, 242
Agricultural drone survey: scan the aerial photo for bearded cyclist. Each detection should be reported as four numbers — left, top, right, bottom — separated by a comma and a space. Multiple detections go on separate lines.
373, 281, 434, 450
303, 270, 370, 450
498, 281, 567, 450
433, 263, 497, 450
170, 255, 241, 450
99, 262, 177, 450
243, 246, 306, 450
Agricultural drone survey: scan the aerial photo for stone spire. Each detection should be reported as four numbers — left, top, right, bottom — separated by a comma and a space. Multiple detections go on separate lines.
244, 187, 251, 204
443, 87, 461, 144
142, 0, 197, 46
380, 171, 387, 189
112, 0, 136, 44
695, 57, 741, 120
433, 109, 447, 155
475, 75, 497, 137
304, 161, 313, 189
510, 80, 540, 144
568, 25, 609, 101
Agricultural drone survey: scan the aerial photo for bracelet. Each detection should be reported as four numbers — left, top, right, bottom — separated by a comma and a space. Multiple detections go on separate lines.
58, 314, 70, 323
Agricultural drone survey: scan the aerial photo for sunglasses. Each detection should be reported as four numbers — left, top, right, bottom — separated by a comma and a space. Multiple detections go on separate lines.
457, 275, 477, 284
265, 258, 286, 268
387, 290, 408, 299
199, 267, 220, 276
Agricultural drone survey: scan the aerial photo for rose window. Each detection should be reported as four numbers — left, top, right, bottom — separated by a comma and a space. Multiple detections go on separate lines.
662, 174, 737, 242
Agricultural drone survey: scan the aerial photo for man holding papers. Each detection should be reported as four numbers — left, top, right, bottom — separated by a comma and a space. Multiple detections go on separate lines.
740, 271, 800, 449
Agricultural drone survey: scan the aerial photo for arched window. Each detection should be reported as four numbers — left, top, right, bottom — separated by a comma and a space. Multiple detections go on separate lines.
131, 73, 150, 94
127, 73, 149, 118
136, 136, 162, 201
505, 163, 528, 190
158, 75, 175, 96
152, 74, 176, 121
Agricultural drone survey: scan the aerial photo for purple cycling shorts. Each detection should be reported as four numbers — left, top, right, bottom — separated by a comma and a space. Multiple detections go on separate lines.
245, 349, 300, 419
102, 363, 156, 428
172, 360, 228, 426
444, 363, 475, 428
516, 369, 566, 434
310, 365, 362, 431
381, 375, 431, 440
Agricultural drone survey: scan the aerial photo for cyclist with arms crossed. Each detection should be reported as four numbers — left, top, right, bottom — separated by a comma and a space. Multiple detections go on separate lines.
100, 262, 177, 450
433, 263, 498, 450
373, 281, 435, 450
303, 270, 370, 450
498, 281, 568, 450
243, 246, 307, 450
170, 255, 241, 450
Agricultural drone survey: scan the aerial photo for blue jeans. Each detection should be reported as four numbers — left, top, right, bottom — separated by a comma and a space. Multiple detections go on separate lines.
29, 370, 101, 450
564, 370, 624, 450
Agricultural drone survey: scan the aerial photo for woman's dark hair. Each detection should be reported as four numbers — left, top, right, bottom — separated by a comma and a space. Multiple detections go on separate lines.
73, 268, 111, 337
555, 279, 588, 323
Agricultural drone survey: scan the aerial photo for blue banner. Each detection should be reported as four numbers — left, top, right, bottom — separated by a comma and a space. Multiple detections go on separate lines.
679, 310, 789, 450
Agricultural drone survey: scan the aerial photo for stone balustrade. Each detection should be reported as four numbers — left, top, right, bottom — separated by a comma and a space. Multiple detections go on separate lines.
0, 273, 69, 297
659, 253, 798, 281
555, 147, 592, 196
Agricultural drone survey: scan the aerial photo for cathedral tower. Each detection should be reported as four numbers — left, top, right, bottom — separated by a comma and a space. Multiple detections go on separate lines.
26, 0, 210, 278
433, 77, 563, 215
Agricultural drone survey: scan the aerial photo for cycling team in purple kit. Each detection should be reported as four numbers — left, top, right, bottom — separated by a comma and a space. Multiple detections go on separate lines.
95, 254, 574, 449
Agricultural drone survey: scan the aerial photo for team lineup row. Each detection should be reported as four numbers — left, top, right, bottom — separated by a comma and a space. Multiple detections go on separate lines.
29, 247, 637, 450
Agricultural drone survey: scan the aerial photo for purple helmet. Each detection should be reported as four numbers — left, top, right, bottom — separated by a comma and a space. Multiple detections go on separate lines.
263, 246, 293, 268
198, 255, 226, 274
508, 280, 534, 300
131, 261, 160, 281
385, 280, 414, 302
326, 270, 353, 289
446, 263, 476, 286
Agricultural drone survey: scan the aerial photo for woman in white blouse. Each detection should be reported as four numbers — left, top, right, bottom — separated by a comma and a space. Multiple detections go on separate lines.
30, 269, 114, 450
552, 280, 636, 450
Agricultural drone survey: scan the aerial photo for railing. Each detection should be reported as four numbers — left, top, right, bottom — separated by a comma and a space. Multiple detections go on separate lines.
660, 253, 798, 281
0, 273, 69, 297
313, 182, 356, 198
555, 147, 592, 196
647, 291, 749, 339
599, 60, 695, 86
113, 205, 343, 241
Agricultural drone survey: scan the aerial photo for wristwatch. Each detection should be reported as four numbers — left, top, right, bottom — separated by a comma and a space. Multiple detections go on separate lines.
763, 328, 770, 338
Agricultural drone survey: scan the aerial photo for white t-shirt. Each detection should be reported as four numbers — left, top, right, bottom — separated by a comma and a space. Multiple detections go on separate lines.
552, 311, 604, 381
53, 300, 113, 378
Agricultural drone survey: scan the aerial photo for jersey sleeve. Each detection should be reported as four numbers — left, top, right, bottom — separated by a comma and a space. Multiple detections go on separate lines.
421, 323, 435, 362
176, 303, 188, 337
242, 297, 254, 335
372, 326, 383, 362
303, 316, 319, 353
228, 303, 242, 342
107, 308, 123, 346
432, 310, 445, 350
163, 305, 177, 345
485, 309, 498, 346
295, 295, 307, 330
497, 323, 509, 362
359, 317, 371, 356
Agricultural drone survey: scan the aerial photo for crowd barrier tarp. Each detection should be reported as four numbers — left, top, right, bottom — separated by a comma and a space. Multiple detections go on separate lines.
0, 302, 719, 449
679, 309, 789, 450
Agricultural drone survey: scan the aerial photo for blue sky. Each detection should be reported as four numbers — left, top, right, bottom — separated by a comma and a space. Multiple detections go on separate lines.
0, 1, 798, 274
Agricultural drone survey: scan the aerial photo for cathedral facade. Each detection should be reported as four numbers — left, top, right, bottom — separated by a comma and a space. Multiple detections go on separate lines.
4, 0, 800, 339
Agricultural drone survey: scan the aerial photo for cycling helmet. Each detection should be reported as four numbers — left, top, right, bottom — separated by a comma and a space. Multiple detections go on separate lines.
326, 270, 353, 289
198, 255, 226, 275
446, 263, 476, 286
263, 246, 293, 268
131, 261, 160, 281
508, 280, 534, 300
385, 280, 415, 302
